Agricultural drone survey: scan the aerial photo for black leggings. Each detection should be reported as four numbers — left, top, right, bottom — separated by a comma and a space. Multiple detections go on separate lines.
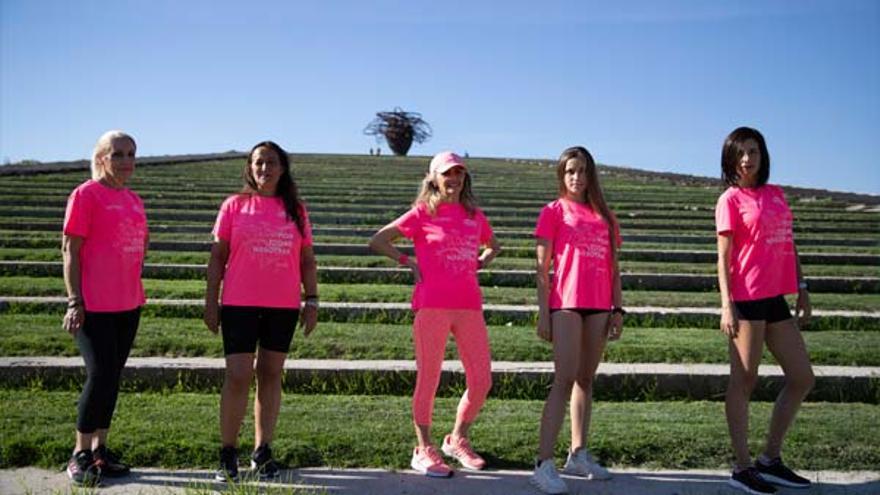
75, 308, 140, 433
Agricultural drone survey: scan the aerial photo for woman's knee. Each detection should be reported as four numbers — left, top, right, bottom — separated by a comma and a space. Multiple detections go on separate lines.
729, 370, 760, 395
787, 368, 815, 396
224, 367, 254, 391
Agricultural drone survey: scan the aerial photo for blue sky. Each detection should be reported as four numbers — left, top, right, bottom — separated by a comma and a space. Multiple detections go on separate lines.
1, 0, 878, 194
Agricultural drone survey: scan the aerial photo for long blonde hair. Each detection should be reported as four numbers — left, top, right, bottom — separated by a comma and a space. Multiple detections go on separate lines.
91, 130, 136, 180
413, 169, 479, 216
556, 146, 619, 261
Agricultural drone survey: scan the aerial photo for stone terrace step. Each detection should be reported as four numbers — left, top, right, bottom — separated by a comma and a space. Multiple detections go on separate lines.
1, 261, 876, 293
3, 238, 877, 266
2, 357, 877, 403
2, 221, 877, 247
2, 296, 878, 330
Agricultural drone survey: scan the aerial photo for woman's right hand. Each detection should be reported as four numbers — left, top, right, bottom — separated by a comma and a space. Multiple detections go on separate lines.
406, 258, 422, 284
204, 300, 220, 334
62, 305, 85, 336
536, 309, 552, 342
720, 304, 738, 338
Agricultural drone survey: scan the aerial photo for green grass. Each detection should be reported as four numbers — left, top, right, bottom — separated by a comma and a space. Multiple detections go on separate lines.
1, 276, 877, 311
1, 390, 877, 470
2, 314, 878, 365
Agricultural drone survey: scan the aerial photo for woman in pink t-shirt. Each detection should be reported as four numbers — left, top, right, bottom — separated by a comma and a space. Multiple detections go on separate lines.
204, 141, 318, 482
530, 146, 623, 494
62, 130, 148, 486
716, 127, 814, 495
369, 151, 501, 478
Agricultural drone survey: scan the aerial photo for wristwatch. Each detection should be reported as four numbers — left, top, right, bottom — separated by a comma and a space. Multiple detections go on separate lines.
611, 307, 627, 316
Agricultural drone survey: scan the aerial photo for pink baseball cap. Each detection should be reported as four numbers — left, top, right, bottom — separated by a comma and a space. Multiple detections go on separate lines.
429, 151, 467, 174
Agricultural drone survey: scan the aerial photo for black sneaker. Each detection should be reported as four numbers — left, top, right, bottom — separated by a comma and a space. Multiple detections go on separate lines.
251, 443, 281, 479
215, 446, 239, 482
93, 444, 131, 477
67, 449, 101, 486
728, 467, 777, 495
756, 457, 811, 488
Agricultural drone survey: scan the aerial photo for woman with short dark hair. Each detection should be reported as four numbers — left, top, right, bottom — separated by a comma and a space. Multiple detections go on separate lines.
716, 127, 815, 495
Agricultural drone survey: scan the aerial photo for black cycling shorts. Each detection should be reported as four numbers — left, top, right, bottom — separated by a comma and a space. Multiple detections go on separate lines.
733, 295, 792, 324
220, 306, 299, 355
550, 308, 609, 318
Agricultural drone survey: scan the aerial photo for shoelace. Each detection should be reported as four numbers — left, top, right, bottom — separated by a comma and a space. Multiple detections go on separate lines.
452, 438, 477, 459
422, 446, 445, 466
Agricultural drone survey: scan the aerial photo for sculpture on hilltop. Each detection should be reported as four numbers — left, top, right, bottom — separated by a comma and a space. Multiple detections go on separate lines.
363, 108, 432, 156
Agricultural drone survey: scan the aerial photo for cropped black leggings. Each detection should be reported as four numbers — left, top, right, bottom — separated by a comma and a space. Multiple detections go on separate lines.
75, 308, 140, 433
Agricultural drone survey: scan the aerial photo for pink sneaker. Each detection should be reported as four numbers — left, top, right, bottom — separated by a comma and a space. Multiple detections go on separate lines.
441, 434, 486, 470
411, 445, 453, 478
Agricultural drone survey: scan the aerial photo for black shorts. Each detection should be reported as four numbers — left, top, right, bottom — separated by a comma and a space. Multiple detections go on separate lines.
220, 306, 299, 355
733, 295, 792, 324
550, 308, 609, 318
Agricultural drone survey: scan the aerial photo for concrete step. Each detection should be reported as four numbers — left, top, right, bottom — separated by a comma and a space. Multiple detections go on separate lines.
2, 356, 877, 403
2, 296, 878, 330
4, 238, 877, 266
1, 261, 877, 293
1, 220, 877, 247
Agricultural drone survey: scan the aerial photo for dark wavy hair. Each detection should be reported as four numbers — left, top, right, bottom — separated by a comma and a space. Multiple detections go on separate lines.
241, 141, 304, 235
721, 127, 770, 187
556, 146, 619, 262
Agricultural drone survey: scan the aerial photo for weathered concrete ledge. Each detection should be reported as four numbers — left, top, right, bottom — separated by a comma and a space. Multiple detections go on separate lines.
1, 261, 876, 293
1, 296, 878, 331
1, 357, 877, 403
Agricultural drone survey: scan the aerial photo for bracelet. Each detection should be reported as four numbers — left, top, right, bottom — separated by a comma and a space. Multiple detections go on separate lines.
798, 281, 809, 290
398, 254, 409, 266
611, 307, 627, 316
67, 300, 83, 309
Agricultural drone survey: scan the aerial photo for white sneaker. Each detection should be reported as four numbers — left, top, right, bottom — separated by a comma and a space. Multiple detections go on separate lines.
562, 448, 612, 480
530, 458, 568, 494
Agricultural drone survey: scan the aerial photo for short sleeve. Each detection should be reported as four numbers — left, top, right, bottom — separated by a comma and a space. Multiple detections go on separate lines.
299, 204, 314, 247
63, 186, 91, 238
715, 192, 737, 235
213, 196, 236, 242
476, 209, 494, 244
394, 205, 423, 240
534, 204, 559, 240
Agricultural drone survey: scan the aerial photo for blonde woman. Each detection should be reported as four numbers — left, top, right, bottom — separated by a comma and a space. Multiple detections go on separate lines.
370, 151, 500, 477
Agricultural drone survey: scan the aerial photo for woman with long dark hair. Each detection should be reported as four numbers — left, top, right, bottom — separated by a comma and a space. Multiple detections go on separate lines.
205, 141, 318, 482
530, 146, 622, 494
716, 127, 814, 495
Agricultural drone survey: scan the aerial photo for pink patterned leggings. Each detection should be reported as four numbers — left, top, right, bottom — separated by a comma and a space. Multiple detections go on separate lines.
412, 308, 493, 426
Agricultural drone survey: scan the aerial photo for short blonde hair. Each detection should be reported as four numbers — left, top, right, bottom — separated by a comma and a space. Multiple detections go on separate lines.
91, 130, 136, 180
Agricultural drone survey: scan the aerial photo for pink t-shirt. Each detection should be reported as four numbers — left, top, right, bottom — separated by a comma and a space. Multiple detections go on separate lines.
213, 194, 313, 309
715, 185, 798, 301
534, 199, 621, 310
63, 180, 147, 312
394, 202, 494, 311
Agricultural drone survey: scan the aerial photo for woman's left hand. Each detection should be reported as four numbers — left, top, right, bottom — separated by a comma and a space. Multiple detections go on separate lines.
606, 312, 623, 341
301, 304, 318, 337
795, 289, 811, 329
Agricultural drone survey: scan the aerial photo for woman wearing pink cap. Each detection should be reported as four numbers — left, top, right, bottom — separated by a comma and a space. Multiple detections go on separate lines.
716, 127, 814, 495
530, 146, 622, 494
370, 151, 500, 478
62, 130, 148, 486
204, 141, 318, 482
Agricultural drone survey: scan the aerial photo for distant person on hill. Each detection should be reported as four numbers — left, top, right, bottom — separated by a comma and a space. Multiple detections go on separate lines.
369, 151, 501, 478
62, 130, 147, 486
716, 127, 814, 495
204, 141, 318, 482
530, 146, 622, 495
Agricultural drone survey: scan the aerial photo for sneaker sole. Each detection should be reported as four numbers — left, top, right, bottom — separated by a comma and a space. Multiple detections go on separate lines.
757, 472, 811, 488
529, 475, 569, 494
410, 459, 453, 478
561, 465, 612, 480
250, 461, 280, 480
214, 473, 239, 483
727, 477, 776, 495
